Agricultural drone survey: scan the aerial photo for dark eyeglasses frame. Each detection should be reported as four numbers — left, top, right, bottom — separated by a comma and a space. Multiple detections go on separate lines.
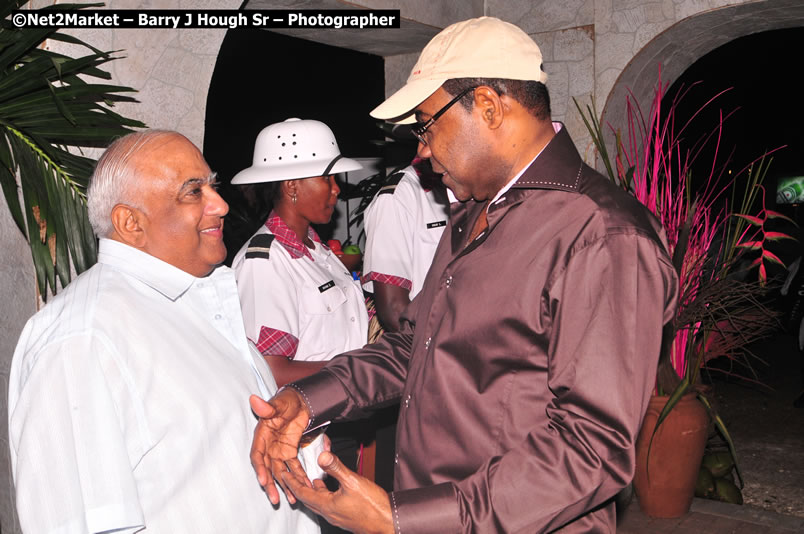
411, 86, 477, 145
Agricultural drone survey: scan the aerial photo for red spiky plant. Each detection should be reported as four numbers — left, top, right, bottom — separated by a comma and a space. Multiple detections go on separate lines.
576, 70, 796, 484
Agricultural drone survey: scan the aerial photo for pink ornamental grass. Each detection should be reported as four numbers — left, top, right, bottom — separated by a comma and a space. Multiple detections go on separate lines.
615, 79, 734, 380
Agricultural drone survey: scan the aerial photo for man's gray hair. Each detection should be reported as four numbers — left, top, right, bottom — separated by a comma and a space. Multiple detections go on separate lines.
87, 129, 178, 237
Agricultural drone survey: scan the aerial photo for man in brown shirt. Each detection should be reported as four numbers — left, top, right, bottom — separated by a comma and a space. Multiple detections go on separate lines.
250, 17, 679, 533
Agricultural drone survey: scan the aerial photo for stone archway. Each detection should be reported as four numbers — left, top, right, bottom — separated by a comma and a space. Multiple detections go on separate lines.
601, 0, 804, 151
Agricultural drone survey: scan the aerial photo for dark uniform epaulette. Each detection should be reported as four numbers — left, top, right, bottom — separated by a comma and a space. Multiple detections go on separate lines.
245, 234, 275, 260
377, 171, 404, 196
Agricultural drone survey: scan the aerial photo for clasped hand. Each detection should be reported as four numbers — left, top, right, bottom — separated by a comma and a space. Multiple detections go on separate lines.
249, 390, 394, 534
249, 390, 312, 505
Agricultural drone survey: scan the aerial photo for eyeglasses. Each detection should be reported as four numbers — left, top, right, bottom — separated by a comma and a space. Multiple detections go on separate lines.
411, 86, 477, 146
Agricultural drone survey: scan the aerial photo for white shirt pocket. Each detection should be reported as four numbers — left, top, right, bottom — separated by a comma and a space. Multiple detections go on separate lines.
302, 282, 348, 315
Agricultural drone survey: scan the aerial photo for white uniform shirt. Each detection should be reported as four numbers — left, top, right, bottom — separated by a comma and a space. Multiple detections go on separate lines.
362, 165, 450, 298
233, 214, 368, 361
8, 239, 321, 534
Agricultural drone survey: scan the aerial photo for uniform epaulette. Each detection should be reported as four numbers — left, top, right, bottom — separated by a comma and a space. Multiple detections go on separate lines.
245, 234, 275, 260
377, 171, 405, 196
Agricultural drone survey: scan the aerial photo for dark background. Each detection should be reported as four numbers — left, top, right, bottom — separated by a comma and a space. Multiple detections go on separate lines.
665, 27, 804, 276
663, 28, 804, 243
668, 27, 804, 186
203, 29, 389, 263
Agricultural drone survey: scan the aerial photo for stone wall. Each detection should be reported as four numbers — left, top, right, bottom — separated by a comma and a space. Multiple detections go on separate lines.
46, 0, 240, 150
0, 198, 33, 533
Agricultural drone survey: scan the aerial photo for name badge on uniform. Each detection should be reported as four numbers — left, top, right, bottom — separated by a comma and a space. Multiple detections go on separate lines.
318, 280, 336, 293
426, 220, 447, 229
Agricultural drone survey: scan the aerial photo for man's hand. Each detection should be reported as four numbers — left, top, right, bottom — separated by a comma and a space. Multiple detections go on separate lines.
282, 451, 394, 534
249, 390, 311, 505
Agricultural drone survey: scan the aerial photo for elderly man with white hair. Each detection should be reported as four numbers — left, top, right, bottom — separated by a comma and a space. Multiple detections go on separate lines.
8, 130, 321, 534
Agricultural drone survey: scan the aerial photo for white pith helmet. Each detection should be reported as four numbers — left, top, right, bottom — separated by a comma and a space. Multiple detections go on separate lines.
231, 118, 363, 184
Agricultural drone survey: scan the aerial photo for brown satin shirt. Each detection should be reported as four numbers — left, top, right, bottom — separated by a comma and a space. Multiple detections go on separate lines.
293, 125, 679, 533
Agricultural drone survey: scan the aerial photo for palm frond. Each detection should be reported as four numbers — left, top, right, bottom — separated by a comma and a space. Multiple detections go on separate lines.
1, 0, 145, 299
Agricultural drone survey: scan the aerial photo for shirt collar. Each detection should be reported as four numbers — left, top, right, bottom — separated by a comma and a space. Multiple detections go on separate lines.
265, 211, 323, 261
447, 122, 565, 208
490, 122, 564, 206
97, 238, 199, 300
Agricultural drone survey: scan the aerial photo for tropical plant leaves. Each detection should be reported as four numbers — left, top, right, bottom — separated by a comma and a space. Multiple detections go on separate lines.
1, 0, 144, 299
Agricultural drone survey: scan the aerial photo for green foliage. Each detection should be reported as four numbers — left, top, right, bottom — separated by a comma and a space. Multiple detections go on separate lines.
1, 0, 144, 299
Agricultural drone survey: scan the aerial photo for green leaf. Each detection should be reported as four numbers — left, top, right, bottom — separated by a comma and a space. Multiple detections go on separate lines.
698, 394, 743, 488
0, 2, 142, 297
47, 80, 78, 127
735, 241, 762, 250
0, 134, 25, 233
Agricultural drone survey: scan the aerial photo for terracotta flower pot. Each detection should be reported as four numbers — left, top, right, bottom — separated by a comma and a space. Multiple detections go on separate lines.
633, 393, 710, 518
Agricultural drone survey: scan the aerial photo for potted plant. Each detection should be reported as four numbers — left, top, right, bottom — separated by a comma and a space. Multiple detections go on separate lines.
1, 0, 144, 299
576, 71, 794, 517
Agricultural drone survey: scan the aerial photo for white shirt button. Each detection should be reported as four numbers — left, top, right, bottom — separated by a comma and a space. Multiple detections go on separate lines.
445, 276, 452, 287
214, 314, 222, 320
350, 317, 355, 322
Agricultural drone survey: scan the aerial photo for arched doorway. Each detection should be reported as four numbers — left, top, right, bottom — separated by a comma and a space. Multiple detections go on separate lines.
602, 0, 804, 151
203, 28, 386, 263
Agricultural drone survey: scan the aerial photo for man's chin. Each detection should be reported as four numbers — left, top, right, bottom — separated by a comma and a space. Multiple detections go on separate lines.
445, 186, 471, 203
209, 246, 227, 268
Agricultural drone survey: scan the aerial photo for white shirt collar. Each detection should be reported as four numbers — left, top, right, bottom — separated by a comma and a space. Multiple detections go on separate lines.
97, 238, 209, 301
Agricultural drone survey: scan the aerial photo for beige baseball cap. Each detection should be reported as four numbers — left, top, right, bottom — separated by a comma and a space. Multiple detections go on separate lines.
370, 17, 548, 124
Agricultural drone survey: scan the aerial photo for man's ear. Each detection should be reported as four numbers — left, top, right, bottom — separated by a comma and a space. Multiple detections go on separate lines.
110, 203, 147, 248
473, 86, 505, 130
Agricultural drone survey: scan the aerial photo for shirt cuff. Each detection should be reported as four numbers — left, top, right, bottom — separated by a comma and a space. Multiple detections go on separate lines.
288, 371, 350, 429
390, 483, 461, 534
362, 271, 413, 291
255, 326, 299, 358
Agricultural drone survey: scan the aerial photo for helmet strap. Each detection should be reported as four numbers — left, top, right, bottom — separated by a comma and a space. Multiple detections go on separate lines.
322, 155, 343, 177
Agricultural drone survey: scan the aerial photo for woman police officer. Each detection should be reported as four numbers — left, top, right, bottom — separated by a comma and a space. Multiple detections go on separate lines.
232, 118, 371, 534
231, 118, 369, 387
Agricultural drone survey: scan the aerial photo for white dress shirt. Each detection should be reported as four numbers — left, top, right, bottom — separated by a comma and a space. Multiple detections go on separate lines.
8, 238, 321, 534
362, 165, 450, 298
